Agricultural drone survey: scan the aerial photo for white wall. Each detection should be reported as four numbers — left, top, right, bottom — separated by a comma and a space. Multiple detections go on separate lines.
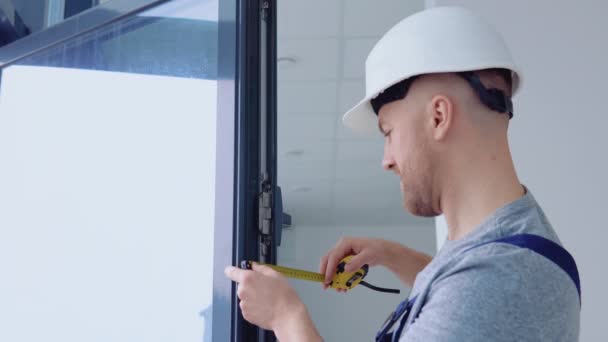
435, 215, 448, 250
429, 1, 608, 340
278, 223, 436, 341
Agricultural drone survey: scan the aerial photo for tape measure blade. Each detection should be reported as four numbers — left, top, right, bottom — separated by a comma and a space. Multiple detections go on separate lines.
266, 264, 325, 283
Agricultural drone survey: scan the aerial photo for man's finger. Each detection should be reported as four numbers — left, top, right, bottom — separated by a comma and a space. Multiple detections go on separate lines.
319, 253, 329, 275
325, 253, 343, 284
224, 266, 246, 283
319, 254, 331, 288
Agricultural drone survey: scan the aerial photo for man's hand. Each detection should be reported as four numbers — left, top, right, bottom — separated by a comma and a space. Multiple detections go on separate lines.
224, 263, 322, 341
320, 237, 432, 289
319, 237, 389, 290
224, 263, 301, 330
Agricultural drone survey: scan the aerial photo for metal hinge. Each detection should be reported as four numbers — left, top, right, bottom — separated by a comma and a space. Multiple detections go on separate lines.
258, 188, 271, 235
258, 173, 272, 259
261, 0, 270, 21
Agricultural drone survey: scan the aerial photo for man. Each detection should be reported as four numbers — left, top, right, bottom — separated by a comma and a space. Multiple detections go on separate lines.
225, 6, 581, 341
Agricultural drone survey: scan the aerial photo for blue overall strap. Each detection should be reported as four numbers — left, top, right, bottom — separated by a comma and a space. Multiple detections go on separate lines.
375, 295, 417, 342
475, 233, 581, 304
391, 296, 417, 342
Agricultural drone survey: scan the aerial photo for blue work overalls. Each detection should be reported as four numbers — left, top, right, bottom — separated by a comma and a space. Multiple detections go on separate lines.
375, 234, 581, 342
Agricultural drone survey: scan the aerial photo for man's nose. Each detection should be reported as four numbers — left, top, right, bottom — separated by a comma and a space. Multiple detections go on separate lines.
382, 143, 395, 171
382, 157, 395, 171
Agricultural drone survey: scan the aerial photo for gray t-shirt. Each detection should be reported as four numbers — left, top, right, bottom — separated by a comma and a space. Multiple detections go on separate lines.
398, 188, 580, 341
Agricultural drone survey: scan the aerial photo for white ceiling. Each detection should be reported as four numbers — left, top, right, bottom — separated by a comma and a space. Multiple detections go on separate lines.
277, 0, 431, 227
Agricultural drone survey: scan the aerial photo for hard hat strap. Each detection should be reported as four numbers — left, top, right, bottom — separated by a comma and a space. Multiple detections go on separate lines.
458, 71, 514, 119
371, 72, 514, 119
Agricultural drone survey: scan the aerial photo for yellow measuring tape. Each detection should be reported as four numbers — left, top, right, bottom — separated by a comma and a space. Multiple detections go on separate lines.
240, 255, 400, 294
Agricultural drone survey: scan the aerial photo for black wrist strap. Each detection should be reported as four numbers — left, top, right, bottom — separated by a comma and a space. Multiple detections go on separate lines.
360, 280, 401, 294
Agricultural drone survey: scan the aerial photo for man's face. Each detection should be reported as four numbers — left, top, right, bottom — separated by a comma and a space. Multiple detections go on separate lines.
377, 90, 439, 217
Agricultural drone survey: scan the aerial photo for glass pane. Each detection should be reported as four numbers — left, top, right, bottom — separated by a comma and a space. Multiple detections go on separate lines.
276, 0, 435, 340
0, 0, 225, 341
0, 0, 124, 46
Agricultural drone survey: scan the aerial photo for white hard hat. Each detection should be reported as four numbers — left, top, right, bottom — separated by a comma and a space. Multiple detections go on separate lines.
342, 6, 522, 135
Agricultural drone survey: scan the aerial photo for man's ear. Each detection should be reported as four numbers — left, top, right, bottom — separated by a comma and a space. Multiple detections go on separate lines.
427, 94, 453, 141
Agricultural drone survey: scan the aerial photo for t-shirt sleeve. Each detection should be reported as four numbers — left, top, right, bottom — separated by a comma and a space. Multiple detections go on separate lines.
400, 244, 580, 342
